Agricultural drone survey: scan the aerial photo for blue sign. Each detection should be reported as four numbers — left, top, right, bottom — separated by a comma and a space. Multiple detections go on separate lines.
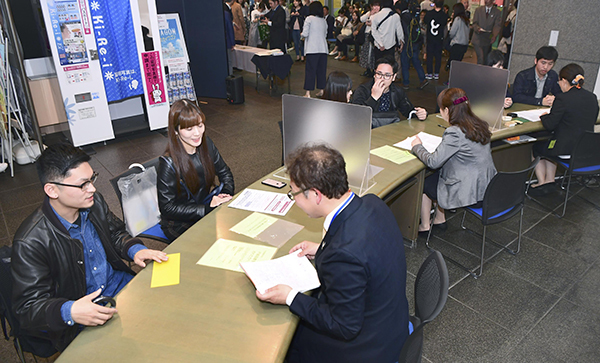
88, 0, 143, 102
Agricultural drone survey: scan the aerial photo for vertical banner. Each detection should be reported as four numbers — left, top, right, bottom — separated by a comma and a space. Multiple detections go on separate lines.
141, 51, 167, 106
88, 0, 143, 102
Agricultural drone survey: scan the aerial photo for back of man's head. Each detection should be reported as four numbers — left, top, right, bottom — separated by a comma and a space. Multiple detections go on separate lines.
286, 144, 349, 199
375, 56, 399, 74
535, 46, 558, 62
434, 0, 444, 9
36, 143, 90, 185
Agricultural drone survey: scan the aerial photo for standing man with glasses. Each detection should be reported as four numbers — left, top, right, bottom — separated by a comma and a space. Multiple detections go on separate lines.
352, 56, 428, 128
257, 144, 409, 363
11, 143, 168, 352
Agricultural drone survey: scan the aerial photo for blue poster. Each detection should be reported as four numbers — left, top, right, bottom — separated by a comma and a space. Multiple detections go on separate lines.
47, 0, 89, 66
88, 0, 143, 102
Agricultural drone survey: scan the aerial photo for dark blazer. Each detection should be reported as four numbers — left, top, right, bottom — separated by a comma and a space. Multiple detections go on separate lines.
289, 194, 409, 363
325, 14, 335, 39
540, 87, 600, 156
290, 7, 305, 32
268, 5, 287, 51
512, 66, 562, 106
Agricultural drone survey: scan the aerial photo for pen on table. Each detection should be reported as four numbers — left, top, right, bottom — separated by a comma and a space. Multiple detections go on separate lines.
438, 124, 447, 129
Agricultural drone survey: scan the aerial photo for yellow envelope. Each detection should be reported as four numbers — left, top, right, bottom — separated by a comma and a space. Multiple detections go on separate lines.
151, 253, 180, 288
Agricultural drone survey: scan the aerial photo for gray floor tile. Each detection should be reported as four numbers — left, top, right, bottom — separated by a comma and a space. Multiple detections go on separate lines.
493, 236, 589, 295
502, 299, 600, 363
448, 264, 560, 338
5, 203, 40, 237
421, 297, 514, 363
0, 183, 45, 212
563, 260, 600, 315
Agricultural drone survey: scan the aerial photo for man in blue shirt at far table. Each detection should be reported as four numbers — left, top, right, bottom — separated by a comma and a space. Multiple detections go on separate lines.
11, 143, 168, 352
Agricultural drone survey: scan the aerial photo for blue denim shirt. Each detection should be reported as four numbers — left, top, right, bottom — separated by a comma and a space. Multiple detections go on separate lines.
53, 207, 146, 326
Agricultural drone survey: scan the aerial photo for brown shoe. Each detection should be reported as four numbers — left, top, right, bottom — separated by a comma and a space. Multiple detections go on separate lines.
350, 56, 358, 62
339, 55, 348, 61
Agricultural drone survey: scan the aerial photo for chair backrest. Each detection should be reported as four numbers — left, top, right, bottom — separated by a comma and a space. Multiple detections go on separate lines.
398, 319, 424, 363
481, 158, 539, 224
414, 250, 449, 324
109, 157, 161, 214
570, 131, 600, 174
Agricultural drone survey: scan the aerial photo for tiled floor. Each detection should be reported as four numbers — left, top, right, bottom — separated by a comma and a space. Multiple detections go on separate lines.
2, 48, 600, 362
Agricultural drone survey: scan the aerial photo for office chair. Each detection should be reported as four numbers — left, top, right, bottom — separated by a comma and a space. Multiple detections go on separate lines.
109, 158, 169, 243
399, 251, 449, 363
526, 131, 600, 218
0, 246, 57, 363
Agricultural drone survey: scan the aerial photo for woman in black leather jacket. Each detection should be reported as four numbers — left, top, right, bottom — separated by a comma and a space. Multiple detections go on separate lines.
157, 99, 234, 241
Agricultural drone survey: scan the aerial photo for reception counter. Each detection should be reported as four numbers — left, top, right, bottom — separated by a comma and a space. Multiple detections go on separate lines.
56, 104, 547, 362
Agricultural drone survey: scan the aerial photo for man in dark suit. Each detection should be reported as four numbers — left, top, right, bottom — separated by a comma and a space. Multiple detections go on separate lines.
472, 0, 501, 65
323, 6, 335, 39
262, 0, 287, 52
257, 144, 409, 363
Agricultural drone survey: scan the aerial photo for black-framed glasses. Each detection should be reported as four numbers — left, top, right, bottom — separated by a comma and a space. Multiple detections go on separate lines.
374, 71, 394, 80
287, 188, 307, 201
50, 172, 98, 191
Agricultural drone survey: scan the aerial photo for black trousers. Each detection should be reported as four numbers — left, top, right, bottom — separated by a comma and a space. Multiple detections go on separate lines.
447, 44, 468, 69
304, 53, 327, 90
373, 46, 395, 63
426, 40, 443, 74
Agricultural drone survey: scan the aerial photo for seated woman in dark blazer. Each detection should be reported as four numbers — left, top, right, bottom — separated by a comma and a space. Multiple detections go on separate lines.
411, 88, 497, 234
157, 99, 235, 241
529, 63, 600, 194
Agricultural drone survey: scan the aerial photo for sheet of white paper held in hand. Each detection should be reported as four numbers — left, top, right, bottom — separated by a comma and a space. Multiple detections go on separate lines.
240, 249, 321, 295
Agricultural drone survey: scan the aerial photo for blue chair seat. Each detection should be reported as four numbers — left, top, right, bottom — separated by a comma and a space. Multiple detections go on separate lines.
557, 161, 600, 173
140, 223, 168, 241
467, 205, 517, 220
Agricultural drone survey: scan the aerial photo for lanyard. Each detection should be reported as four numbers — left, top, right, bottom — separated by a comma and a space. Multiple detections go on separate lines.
330, 192, 354, 227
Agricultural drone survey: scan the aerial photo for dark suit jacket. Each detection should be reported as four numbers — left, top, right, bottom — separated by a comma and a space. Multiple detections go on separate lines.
268, 5, 287, 51
512, 66, 562, 106
325, 14, 335, 39
289, 194, 409, 363
540, 87, 599, 155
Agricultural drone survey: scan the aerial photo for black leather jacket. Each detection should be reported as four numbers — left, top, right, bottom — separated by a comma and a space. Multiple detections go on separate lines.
351, 79, 418, 128
157, 136, 234, 239
11, 193, 140, 351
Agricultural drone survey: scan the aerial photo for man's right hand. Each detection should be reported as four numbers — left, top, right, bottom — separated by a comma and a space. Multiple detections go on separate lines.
371, 78, 386, 100
289, 241, 319, 260
71, 289, 117, 326
542, 94, 555, 107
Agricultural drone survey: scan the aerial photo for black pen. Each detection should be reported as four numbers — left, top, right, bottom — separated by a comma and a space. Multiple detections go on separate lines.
438, 124, 447, 129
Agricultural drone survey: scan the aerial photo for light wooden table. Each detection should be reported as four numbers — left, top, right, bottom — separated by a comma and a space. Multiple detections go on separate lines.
56, 104, 547, 362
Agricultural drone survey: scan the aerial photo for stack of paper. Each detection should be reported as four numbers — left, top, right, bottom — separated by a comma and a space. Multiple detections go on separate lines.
229, 189, 294, 216
370, 145, 416, 165
240, 252, 320, 294
514, 108, 551, 122
394, 132, 443, 153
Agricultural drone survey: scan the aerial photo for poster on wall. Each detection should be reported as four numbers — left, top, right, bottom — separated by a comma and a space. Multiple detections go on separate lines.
157, 14, 189, 73
88, 0, 144, 102
41, 0, 114, 146
141, 51, 167, 107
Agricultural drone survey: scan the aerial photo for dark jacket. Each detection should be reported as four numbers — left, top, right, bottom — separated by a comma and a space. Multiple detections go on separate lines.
511, 66, 562, 106
289, 195, 409, 363
540, 87, 599, 155
289, 7, 305, 32
325, 14, 335, 39
157, 136, 234, 240
11, 193, 140, 351
351, 78, 417, 128
268, 5, 287, 51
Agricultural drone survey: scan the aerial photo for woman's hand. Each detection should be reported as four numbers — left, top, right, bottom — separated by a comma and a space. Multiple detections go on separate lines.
411, 136, 423, 147
504, 97, 513, 108
210, 194, 233, 207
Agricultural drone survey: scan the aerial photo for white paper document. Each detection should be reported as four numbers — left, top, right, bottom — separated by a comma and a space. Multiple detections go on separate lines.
229, 189, 294, 216
394, 132, 443, 153
514, 108, 551, 122
240, 251, 321, 294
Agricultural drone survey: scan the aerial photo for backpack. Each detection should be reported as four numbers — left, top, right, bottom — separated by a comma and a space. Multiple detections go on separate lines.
502, 19, 512, 38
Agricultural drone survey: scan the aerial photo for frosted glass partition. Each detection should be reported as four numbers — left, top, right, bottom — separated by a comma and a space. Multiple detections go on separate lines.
281, 94, 373, 193
449, 61, 509, 130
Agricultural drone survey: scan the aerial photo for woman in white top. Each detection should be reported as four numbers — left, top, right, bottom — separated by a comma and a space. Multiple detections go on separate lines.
249, 2, 267, 47
301, 1, 328, 98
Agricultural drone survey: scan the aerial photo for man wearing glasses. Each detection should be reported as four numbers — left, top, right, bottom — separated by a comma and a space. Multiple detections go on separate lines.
352, 56, 428, 128
257, 144, 409, 363
11, 143, 168, 352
